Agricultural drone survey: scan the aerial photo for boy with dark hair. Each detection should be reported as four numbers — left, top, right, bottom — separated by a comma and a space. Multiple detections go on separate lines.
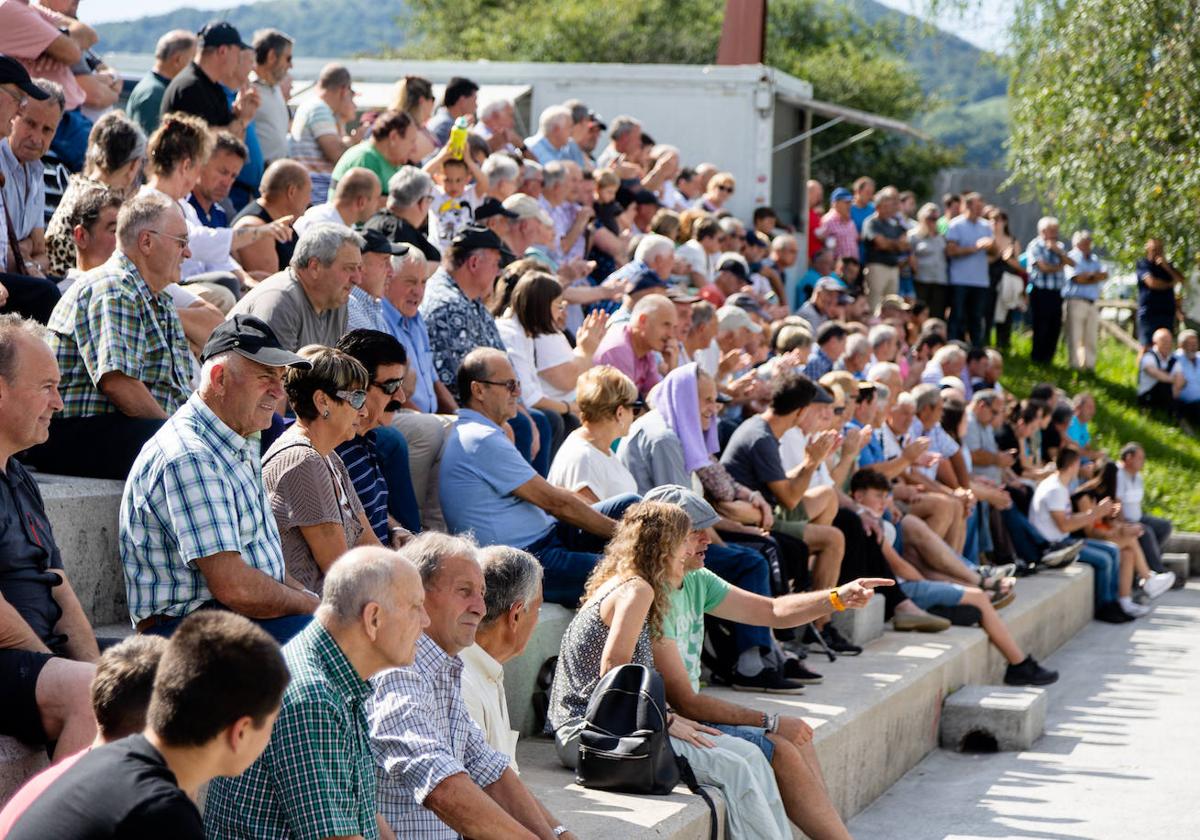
7, 612, 289, 839
0, 635, 168, 833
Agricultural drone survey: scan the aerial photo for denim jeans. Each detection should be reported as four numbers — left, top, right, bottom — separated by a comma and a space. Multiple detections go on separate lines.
704, 542, 775, 654
1000, 506, 1048, 565
1079, 539, 1121, 607
372, 425, 422, 533
525, 494, 641, 605
948, 284, 989, 348
142, 603, 312, 645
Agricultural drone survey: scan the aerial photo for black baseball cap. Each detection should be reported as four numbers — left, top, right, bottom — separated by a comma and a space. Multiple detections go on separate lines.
725, 291, 765, 318
0, 56, 49, 100
450, 224, 505, 253
812, 384, 834, 404
200, 315, 312, 368
665, 286, 701, 304
360, 228, 411, 256
629, 268, 668, 295
717, 257, 750, 284
633, 189, 661, 207
474, 197, 519, 223
197, 21, 251, 50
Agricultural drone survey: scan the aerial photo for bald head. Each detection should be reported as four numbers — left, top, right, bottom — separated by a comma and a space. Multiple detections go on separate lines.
335, 167, 382, 204
319, 547, 418, 624
631, 294, 677, 357
261, 159, 311, 198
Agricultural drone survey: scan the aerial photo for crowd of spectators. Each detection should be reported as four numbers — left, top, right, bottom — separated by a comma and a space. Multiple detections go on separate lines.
0, 13, 1190, 839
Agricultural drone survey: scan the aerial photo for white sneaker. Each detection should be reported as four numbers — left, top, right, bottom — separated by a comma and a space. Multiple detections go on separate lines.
1143, 572, 1176, 600
1119, 597, 1151, 618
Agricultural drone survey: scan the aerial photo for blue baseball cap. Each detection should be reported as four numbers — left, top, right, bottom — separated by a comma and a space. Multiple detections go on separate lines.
831, 187, 853, 202
629, 268, 668, 295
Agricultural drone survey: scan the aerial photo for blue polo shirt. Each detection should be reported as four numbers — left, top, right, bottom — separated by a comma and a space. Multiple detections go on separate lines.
1063, 248, 1103, 301
848, 418, 883, 466
439, 409, 555, 548
1176, 351, 1200, 403
381, 299, 438, 413
945, 216, 992, 288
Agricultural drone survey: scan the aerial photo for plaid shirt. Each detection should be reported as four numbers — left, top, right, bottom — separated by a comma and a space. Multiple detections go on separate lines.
419, 268, 505, 400
1026, 238, 1068, 291
348, 284, 388, 333
803, 347, 835, 381
204, 620, 379, 840
47, 252, 193, 419
817, 210, 861, 260
119, 393, 286, 623
369, 635, 509, 839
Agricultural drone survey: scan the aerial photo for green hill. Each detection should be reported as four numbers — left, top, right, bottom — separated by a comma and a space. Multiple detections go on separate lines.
94, 0, 412, 57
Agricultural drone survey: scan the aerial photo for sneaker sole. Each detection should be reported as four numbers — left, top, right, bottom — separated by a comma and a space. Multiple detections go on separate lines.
1042, 543, 1084, 568
991, 590, 1016, 609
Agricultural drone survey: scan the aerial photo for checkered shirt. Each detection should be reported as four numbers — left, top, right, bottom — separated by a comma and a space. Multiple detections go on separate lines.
803, 347, 835, 382
369, 634, 510, 839
1026, 238, 1067, 291
418, 268, 505, 399
119, 393, 286, 623
46, 252, 193, 419
203, 620, 380, 840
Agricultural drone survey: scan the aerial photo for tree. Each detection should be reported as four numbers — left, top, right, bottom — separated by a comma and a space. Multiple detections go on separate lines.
1006, 0, 1200, 267
396, 0, 959, 194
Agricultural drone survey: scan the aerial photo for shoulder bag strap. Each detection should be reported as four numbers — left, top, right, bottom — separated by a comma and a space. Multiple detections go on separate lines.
675, 755, 719, 840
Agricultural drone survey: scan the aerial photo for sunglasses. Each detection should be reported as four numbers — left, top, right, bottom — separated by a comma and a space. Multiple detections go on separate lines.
371, 378, 405, 395
622, 399, 647, 413
833, 406, 846, 415
716, 185, 734, 193
334, 389, 368, 410
480, 378, 521, 394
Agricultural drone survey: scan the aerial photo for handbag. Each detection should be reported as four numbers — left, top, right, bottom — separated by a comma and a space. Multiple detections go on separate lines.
576, 663, 719, 839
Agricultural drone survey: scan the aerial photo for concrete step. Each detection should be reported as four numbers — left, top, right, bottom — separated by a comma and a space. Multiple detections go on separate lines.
34, 472, 127, 627
1162, 552, 1190, 583
1163, 531, 1200, 576
829, 590, 885, 647
939, 685, 1048, 752
504, 603, 574, 737
0, 736, 47, 805
516, 564, 1095, 836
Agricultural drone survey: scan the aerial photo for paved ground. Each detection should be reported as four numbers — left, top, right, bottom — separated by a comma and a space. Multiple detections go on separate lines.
847, 581, 1200, 840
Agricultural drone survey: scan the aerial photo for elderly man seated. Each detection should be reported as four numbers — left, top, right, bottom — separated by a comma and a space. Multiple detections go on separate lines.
29, 192, 195, 479
230, 223, 363, 351
0, 315, 98, 762
120, 316, 319, 643
1, 78, 63, 281
593, 293, 677, 397
440, 348, 637, 604
365, 166, 442, 262
369, 532, 576, 840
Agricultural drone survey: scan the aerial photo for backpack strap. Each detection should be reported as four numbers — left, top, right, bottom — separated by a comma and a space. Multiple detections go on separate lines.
675, 755, 719, 840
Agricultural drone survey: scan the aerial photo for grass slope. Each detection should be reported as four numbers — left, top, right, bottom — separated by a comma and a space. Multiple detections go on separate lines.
1001, 333, 1200, 529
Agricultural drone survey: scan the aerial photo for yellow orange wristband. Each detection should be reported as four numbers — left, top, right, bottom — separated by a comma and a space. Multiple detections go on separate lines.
829, 589, 846, 612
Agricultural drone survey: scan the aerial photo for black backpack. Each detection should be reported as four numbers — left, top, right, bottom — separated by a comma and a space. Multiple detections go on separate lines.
576, 664, 719, 839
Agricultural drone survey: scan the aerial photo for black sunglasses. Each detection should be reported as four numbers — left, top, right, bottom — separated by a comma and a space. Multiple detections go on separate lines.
479, 378, 520, 394
623, 399, 647, 413
371, 378, 404, 395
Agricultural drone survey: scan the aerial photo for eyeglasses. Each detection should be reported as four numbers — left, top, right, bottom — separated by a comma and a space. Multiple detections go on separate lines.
333, 389, 368, 410
0, 86, 28, 109
479, 378, 520, 394
371, 378, 405, 395
716, 185, 734, 193
832, 406, 846, 416
149, 230, 189, 249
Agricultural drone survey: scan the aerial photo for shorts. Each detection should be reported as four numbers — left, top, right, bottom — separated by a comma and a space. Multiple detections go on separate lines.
772, 506, 809, 541
899, 579, 965, 610
709, 723, 776, 762
0, 649, 54, 745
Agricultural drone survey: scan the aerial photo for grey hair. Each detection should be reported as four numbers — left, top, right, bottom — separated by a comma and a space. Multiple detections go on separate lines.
1072, 229, 1093, 246
717, 217, 743, 236
538, 105, 572, 136
1119, 442, 1143, 460
985, 348, 1003, 364
32, 79, 65, 112
155, 29, 197, 62
290, 223, 365, 270
479, 98, 511, 120
542, 160, 567, 190
399, 531, 480, 588
634, 233, 674, 264
482, 153, 519, 185
609, 115, 640, 140
387, 166, 433, 209
690, 300, 716, 328
844, 334, 871, 359
0, 314, 47, 380
1071, 391, 1094, 409
116, 191, 178, 252
932, 344, 966, 366
911, 382, 942, 412
319, 547, 409, 623
895, 390, 917, 410
868, 323, 897, 349
478, 546, 543, 626
873, 382, 891, 402
318, 63, 352, 90
391, 246, 427, 272
521, 160, 543, 180
1037, 215, 1059, 233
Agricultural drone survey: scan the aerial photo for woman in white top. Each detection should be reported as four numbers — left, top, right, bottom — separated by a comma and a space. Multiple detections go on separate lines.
548, 366, 640, 503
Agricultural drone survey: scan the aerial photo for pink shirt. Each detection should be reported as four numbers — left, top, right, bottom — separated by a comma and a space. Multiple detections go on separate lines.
594, 323, 661, 396
0, 0, 87, 110
817, 210, 860, 261
0, 748, 86, 834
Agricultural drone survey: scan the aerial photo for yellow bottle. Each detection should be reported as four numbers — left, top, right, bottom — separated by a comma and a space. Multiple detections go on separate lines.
447, 116, 470, 160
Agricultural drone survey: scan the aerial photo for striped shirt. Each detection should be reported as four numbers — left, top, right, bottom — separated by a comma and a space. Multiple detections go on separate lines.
204, 620, 380, 840
336, 431, 390, 543
119, 393, 286, 623
289, 100, 339, 204
47, 252, 193, 419
369, 635, 510, 839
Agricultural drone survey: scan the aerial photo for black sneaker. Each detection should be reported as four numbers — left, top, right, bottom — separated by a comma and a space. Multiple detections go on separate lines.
783, 657, 824, 684
1013, 558, 1040, 577
820, 624, 863, 656
1095, 601, 1136, 624
731, 667, 806, 695
1004, 655, 1059, 686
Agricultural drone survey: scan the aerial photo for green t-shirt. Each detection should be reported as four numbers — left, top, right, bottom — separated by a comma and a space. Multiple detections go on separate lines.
331, 141, 397, 196
663, 568, 730, 692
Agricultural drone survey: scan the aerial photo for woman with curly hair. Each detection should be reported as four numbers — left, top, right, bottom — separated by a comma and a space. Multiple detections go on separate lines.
546, 501, 790, 840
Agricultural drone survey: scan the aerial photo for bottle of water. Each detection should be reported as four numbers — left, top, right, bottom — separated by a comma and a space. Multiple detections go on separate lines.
447, 116, 470, 160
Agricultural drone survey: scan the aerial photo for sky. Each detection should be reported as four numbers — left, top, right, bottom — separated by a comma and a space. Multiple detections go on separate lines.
84, 0, 1014, 53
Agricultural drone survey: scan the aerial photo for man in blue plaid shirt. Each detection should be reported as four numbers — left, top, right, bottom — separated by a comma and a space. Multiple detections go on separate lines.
369, 532, 576, 840
120, 315, 319, 643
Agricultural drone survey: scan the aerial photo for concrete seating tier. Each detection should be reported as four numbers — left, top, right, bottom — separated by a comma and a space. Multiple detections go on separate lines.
1162, 532, 1200, 576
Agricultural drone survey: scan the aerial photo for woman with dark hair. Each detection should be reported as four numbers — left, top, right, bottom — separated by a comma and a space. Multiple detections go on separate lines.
46, 111, 146, 277
987, 207, 1025, 350
390, 75, 437, 164
546, 501, 791, 840
262, 345, 381, 593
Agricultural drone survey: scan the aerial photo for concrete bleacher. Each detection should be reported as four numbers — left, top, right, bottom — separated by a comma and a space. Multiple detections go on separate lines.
9, 472, 1191, 836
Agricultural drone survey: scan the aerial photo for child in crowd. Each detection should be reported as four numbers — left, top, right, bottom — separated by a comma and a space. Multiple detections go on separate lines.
423, 144, 490, 253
